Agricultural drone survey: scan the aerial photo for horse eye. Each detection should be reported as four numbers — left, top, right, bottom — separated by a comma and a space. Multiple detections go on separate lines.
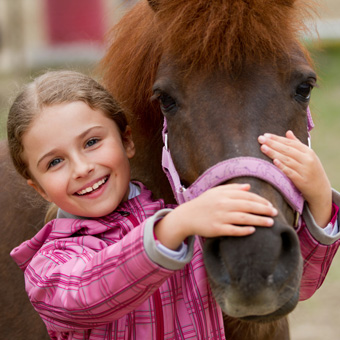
295, 83, 313, 102
155, 92, 178, 114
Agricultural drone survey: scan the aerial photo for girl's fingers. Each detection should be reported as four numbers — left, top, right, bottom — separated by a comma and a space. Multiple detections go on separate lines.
220, 225, 256, 237
259, 132, 308, 154
213, 217, 274, 238
259, 134, 316, 177
272, 158, 302, 178
259, 137, 309, 171
285, 130, 299, 141
225, 199, 278, 216
216, 185, 274, 207
259, 137, 301, 159
265, 145, 302, 169
261, 145, 306, 183
223, 211, 275, 227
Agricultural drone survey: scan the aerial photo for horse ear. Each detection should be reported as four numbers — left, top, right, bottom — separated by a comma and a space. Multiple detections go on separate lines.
147, 0, 160, 11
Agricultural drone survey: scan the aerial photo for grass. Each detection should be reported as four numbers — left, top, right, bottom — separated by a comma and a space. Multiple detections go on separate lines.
307, 42, 340, 190
290, 42, 340, 340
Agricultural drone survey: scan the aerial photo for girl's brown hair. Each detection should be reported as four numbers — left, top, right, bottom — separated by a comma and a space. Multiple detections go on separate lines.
7, 70, 128, 180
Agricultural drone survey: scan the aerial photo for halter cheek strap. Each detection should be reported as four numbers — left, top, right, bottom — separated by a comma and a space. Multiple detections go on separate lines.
307, 106, 314, 134
162, 107, 314, 217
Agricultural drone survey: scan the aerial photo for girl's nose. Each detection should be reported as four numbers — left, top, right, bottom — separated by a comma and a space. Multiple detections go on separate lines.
72, 155, 94, 179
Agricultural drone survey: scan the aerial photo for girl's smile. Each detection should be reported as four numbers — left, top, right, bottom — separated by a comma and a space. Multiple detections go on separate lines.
23, 101, 135, 217
75, 175, 109, 196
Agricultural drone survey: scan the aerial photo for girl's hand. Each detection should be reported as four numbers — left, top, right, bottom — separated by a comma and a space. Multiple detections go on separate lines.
258, 130, 332, 228
154, 183, 278, 250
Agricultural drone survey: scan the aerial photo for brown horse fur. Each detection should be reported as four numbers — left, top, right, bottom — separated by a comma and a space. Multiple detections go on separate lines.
0, 140, 49, 339
99, 0, 320, 339
100, 0, 316, 132
99, 0, 317, 203
223, 314, 290, 340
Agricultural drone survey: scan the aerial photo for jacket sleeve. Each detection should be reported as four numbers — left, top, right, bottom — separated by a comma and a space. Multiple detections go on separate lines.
144, 209, 195, 269
298, 188, 340, 301
24, 213, 192, 331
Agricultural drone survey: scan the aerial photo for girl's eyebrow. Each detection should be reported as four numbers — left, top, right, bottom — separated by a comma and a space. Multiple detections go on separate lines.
37, 149, 58, 168
36, 126, 105, 167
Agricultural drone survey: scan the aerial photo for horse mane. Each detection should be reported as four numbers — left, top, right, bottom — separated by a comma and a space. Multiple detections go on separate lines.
100, 2, 163, 136
99, 0, 317, 134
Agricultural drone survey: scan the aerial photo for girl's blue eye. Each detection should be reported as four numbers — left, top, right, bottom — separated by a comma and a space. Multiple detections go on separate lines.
48, 158, 62, 169
85, 138, 99, 148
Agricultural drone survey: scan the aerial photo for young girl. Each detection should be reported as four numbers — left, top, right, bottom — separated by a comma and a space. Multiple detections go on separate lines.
7, 70, 340, 339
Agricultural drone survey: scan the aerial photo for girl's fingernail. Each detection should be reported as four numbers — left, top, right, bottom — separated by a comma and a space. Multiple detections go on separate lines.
261, 145, 269, 152
258, 135, 265, 143
264, 133, 271, 138
272, 208, 278, 215
273, 159, 281, 167
267, 218, 274, 226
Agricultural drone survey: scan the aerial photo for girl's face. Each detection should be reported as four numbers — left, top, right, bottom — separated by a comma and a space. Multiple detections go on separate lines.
23, 101, 135, 218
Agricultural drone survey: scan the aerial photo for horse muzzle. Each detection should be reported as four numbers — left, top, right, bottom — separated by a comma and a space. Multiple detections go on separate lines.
203, 210, 303, 321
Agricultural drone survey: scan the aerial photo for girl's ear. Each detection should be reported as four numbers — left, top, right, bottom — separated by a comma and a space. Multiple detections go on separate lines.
122, 126, 135, 159
27, 179, 52, 202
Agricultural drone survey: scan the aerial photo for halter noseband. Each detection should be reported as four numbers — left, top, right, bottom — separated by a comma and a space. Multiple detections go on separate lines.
162, 107, 314, 224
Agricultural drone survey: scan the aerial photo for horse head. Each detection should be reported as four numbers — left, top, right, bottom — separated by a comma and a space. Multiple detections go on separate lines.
101, 0, 317, 323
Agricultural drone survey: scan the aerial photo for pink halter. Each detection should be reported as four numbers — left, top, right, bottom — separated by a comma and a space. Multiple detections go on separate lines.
162, 107, 314, 216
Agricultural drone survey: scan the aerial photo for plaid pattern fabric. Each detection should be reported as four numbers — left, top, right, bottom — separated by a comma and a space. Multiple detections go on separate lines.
298, 218, 340, 301
11, 185, 224, 339
10, 184, 339, 339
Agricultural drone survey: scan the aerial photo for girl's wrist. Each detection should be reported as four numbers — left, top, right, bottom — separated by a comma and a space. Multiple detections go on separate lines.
308, 197, 332, 228
154, 210, 188, 250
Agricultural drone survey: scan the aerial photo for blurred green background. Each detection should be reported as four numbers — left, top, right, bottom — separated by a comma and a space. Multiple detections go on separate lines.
289, 42, 340, 340
308, 43, 340, 191
0, 41, 339, 340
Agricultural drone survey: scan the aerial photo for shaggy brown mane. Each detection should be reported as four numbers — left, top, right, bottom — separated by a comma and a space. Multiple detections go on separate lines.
100, 2, 162, 136
100, 0, 316, 134
154, 0, 315, 72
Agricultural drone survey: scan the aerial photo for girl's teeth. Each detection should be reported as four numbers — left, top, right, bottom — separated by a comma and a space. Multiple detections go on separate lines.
77, 178, 106, 195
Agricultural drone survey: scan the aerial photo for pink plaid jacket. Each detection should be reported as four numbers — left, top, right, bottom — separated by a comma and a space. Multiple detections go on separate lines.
10, 184, 340, 339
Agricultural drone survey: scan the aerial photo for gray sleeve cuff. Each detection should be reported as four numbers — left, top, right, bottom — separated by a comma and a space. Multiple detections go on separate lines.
302, 188, 340, 245
144, 209, 195, 270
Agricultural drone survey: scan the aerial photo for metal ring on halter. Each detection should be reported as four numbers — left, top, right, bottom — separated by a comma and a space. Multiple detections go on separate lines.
294, 212, 301, 229
164, 133, 169, 151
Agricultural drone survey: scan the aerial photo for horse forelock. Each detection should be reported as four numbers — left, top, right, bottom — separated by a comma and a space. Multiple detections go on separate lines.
155, 0, 317, 72
100, 0, 317, 133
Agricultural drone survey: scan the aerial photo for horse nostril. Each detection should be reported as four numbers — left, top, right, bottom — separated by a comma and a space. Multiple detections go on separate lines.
278, 228, 301, 270
281, 231, 293, 253
203, 238, 232, 286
